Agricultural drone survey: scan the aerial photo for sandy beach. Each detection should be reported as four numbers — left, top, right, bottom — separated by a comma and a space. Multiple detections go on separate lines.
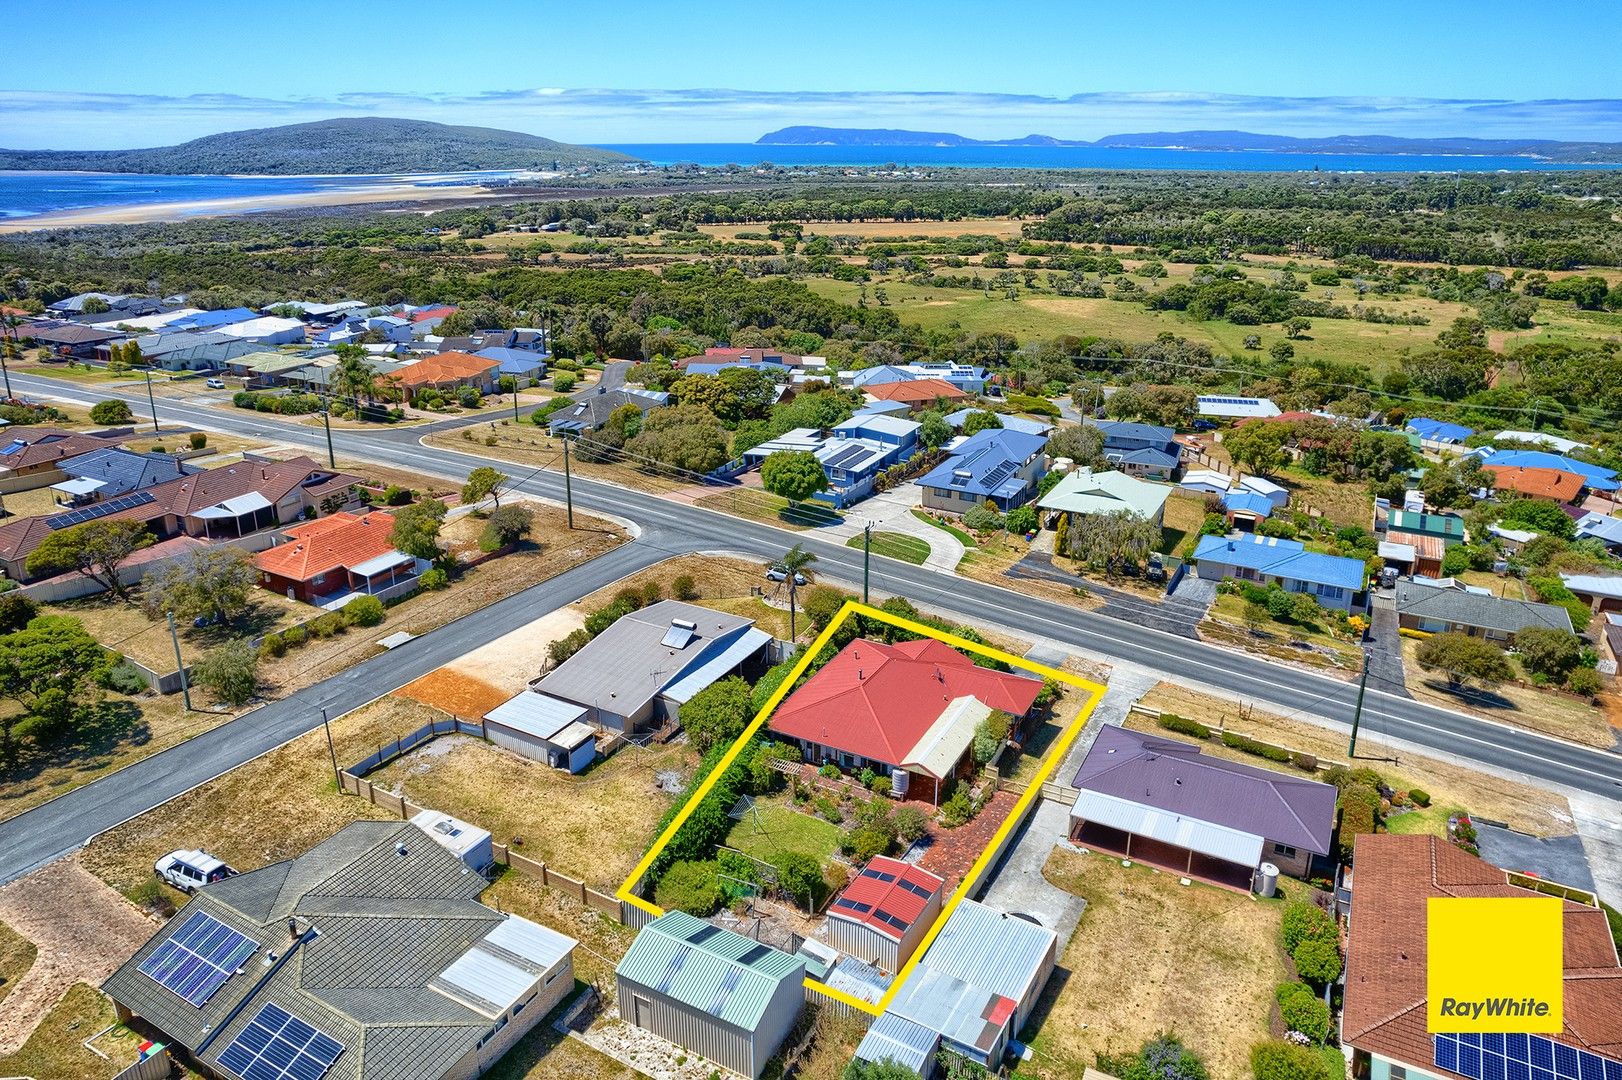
0, 182, 503, 233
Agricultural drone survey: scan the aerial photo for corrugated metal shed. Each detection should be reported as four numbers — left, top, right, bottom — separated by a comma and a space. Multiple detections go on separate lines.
887, 966, 1009, 1055
484, 692, 589, 742
616, 911, 803, 1030
1070, 788, 1264, 866
917, 899, 1058, 1007
855, 1012, 939, 1072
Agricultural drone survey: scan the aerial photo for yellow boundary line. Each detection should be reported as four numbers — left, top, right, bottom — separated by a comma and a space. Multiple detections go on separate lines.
616, 600, 1107, 1016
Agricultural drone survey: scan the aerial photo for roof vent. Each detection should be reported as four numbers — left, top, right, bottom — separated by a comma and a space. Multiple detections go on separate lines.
395, 842, 408, 857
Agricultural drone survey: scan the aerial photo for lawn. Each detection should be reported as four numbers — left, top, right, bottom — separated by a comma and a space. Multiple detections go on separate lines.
0, 918, 35, 1009
1135, 682, 1577, 837
722, 801, 845, 867
1160, 493, 1207, 558
0, 983, 147, 1080
1399, 638, 1614, 750
848, 530, 930, 565
1016, 848, 1289, 1080
911, 508, 977, 547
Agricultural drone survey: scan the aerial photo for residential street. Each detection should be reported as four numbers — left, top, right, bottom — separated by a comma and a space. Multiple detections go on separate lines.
0, 370, 1618, 887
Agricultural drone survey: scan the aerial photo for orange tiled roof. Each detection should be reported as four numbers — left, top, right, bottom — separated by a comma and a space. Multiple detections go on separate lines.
254, 510, 401, 582
395, 350, 499, 388
1343, 834, 1622, 1075
864, 378, 970, 404
1486, 465, 1586, 502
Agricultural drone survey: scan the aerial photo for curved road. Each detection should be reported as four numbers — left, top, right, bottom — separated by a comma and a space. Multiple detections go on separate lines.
0, 371, 1617, 883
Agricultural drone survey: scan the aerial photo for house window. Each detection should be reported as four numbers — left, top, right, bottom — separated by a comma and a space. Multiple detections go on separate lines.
1389, 1067, 1408, 1080
1315, 584, 1344, 600
1272, 843, 1297, 859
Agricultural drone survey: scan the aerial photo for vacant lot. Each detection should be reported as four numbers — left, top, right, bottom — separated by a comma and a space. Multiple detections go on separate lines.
1137, 682, 1576, 837
1400, 639, 1613, 750
1016, 848, 1288, 1080
0, 920, 33, 1009
46, 589, 307, 675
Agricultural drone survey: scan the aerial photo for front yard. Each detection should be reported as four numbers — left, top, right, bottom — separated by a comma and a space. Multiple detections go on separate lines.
0, 983, 147, 1080
1203, 591, 1365, 671
1015, 848, 1289, 1080
1399, 638, 1615, 750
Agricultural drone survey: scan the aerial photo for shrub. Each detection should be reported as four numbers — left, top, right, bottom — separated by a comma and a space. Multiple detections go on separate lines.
1281, 900, 1337, 952
818, 763, 840, 779
1292, 937, 1342, 983
189, 432, 207, 450
655, 859, 724, 915
102, 659, 149, 695
554, 372, 577, 392
801, 584, 853, 632
193, 640, 258, 707
1158, 712, 1212, 739
1221, 731, 1292, 762
941, 789, 976, 828
282, 624, 307, 647
310, 612, 347, 638
1408, 788, 1431, 807
963, 504, 1005, 532
258, 632, 287, 658
1250, 1039, 1331, 1080
383, 484, 413, 506
418, 567, 448, 591
1567, 667, 1603, 699
0, 593, 38, 633
812, 795, 843, 825
1276, 983, 1331, 1041
672, 574, 699, 600
893, 804, 930, 843
343, 595, 386, 628
846, 823, 895, 863
90, 399, 134, 425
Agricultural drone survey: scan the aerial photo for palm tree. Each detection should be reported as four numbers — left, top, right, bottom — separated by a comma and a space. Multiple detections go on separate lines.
776, 543, 818, 643
330, 351, 376, 417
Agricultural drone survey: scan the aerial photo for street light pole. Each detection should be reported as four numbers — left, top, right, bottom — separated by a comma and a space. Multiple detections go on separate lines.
862, 521, 873, 604
321, 398, 336, 468
167, 610, 192, 712
1347, 650, 1371, 758
512, 379, 520, 423
323, 708, 340, 791
144, 367, 160, 433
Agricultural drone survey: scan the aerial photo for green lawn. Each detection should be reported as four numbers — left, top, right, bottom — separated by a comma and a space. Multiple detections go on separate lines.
848, 531, 930, 565
1161, 493, 1207, 558
723, 803, 844, 867
1384, 803, 1457, 838
911, 509, 977, 547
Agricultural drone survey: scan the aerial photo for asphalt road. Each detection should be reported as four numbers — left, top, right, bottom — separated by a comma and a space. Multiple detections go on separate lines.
2, 370, 1618, 883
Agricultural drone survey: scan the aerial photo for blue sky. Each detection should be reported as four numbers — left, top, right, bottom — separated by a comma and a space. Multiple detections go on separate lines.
5, 0, 1622, 147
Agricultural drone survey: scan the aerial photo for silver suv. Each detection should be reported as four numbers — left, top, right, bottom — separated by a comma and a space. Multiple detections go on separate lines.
154, 849, 236, 893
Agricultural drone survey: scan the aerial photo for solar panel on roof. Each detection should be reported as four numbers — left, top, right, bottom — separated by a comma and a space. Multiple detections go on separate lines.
825, 445, 868, 470
737, 944, 774, 966
45, 490, 155, 530
860, 868, 897, 884
873, 909, 909, 931
897, 879, 934, 899
216, 1002, 344, 1080
686, 924, 723, 945
138, 911, 257, 1007
832, 898, 872, 915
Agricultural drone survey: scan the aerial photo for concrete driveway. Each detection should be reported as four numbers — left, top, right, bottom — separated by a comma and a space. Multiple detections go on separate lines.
813, 485, 966, 571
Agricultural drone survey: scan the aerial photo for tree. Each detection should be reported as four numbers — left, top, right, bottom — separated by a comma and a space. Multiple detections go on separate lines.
0, 594, 38, 634
1046, 424, 1106, 468
329, 345, 377, 414
1269, 340, 1295, 363
480, 505, 533, 552
1415, 632, 1513, 688
1250, 1039, 1331, 1080
25, 520, 154, 601
193, 639, 258, 706
142, 546, 259, 626
961, 410, 1004, 436
389, 499, 448, 560
775, 543, 818, 642
772, 851, 822, 912
89, 398, 133, 425
1498, 498, 1577, 539
0, 615, 112, 757
1419, 463, 1471, 510
843, 1060, 920, 1080
1283, 317, 1312, 339
761, 450, 829, 504
654, 859, 723, 915
801, 584, 852, 632
918, 409, 952, 450
624, 404, 731, 474
1064, 509, 1162, 573
1222, 423, 1289, 477
681, 676, 753, 753
461, 466, 507, 509
1513, 626, 1583, 679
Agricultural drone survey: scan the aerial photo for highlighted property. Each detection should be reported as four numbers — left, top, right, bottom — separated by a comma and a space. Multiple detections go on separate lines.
617, 600, 1107, 1016
1428, 896, 1563, 1033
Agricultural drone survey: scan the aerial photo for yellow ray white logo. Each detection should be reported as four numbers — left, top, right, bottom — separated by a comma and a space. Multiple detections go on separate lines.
1428, 896, 1563, 1032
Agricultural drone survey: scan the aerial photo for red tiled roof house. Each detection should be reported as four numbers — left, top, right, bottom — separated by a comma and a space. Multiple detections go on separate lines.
254, 510, 421, 606
767, 638, 1042, 804
824, 856, 944, 973
397, 351, 499, 394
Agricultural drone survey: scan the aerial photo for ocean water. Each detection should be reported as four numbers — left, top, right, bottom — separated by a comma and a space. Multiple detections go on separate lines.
601, 143, 1622, 173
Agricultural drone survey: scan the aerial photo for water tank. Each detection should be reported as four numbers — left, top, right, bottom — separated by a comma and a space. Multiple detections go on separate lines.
890, 768, 910, 798
1255, 862, 1280, 898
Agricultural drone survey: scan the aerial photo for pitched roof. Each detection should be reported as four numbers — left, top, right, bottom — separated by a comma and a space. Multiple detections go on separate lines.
827, 857, 944, 942
125, 456, 359, 521
1575, 512, 1622, 546
767, 637, 1042, 767
863, 378, 970, 405
548, 388, 666, 431
1406, 417, 1474, 443
1070, 725, 1337, 854
616, 911, 804, 1030
944, 408, 1052, 437
1386, 509, 1466, 540
1343, 834, 1622, 1074
0, 513, 56, 562
1222, 490, 1276, 518
254, 511, 404, 583
1394, 577, 1573, 635
917, 428, 1048, 501
0, 428, 134, 473
103, 821, 576, 1080
1486, 465, 1587, 502
59, 447, 201, 497
21, 320, 126, 346
1088, 418, 1177, 447
396, 351, 499, 388
1481, 450, 1618, 491
1192, 533, 1367, 592
1038, 467, 1171, 521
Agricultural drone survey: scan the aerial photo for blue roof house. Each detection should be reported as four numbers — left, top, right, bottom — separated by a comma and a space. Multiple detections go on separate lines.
918, 429, 1049, 513
1406, 417, 1474, 446
1193, 533, 1367, 612
474, 346, 547, 383
944, 408, 1054, 438
1087, 419, 1182, 479
742, 418, 920, 509
832, 413, 921, 456
1576, 512, 1622, 553
1221, 490, 1277, 527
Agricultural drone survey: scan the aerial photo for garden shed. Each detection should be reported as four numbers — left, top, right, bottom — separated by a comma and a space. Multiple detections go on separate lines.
482, 691, 597, 773
825, 856, 944, 973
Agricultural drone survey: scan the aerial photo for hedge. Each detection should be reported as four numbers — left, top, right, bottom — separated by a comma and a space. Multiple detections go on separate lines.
1408, 788, 1431, 807
1221, 731, 1292, 763
1158, 712, 1212, 740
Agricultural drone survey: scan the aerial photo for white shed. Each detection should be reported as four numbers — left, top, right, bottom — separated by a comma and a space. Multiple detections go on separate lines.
483, 691, 598, 773
410, 809, 493, 872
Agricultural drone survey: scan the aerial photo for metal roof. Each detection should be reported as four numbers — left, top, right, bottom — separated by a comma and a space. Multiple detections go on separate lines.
194, 491, 273, 519
911, 899, 1057, 1007
408, 809, 490, 861
1192, 533, 1366, 592
51, 476, 106, 496
855, 1011, 939, 1072
886, 966, 1011, 1054
483, 692, 589, 742
430, 914, 574, 1019
550, 721, 596, 751
1196, 395, 1280, 418
902, 696, 988, 781
616, 911, 804, 1031
661, 627, 773, 704
1072, 787, 1265, 866
347, 550, 415, 578
1038, 468, 1171, 521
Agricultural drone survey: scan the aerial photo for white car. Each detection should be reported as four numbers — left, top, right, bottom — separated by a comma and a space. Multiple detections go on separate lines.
205, 378, 226, 389
154, 849, 236, 893
765, 565, 807, 586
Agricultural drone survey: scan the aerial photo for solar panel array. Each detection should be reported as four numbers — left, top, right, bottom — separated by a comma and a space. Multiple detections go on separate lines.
832, 898, 872, 915
861, 868, 897, 884
896, 878, 934, 899
46, 490, 155, 530
137, 911, 258, 1007
871, 908, 910, 932
981, 460, 1017, 491
736, 944, 774, 966
1435, 1033, 1622, 1080
217, 1003, 345, 1080
1199, 396, 1264, 405
823, 444, 870, 470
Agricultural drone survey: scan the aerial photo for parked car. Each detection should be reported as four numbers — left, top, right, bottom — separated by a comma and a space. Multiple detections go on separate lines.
155, 849, 236, 893
205, 378, 226, 389
1191, 418, 1218, 431
765, 565, 807, 586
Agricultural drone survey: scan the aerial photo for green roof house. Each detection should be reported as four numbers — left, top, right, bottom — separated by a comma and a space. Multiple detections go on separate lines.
1385, 509, 1467, 546
616, 911, 806, 1079
1037, 467, 1172, 528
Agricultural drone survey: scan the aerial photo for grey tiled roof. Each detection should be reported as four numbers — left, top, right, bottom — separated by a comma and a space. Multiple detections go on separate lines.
60, 447, 202, 497
1394, 578, 1573, 635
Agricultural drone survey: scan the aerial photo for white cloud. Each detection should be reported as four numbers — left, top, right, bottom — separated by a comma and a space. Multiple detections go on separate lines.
3, 88, 1621, 148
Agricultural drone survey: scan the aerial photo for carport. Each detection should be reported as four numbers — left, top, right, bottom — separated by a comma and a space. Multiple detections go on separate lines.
1069, 789, 1261, 893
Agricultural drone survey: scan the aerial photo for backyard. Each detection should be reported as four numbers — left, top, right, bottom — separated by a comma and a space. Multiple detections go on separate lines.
0, 983, 148, 1080
722, 798, 845, 868
1016, 848, 1290, 1080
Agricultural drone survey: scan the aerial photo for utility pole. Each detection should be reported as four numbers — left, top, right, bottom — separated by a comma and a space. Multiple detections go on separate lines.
322, 708, 340, 791
167, 611, 192, 712
862, 521, 873, 604
144, 366, 160, 433
561, 434, 575, 529
0, 343, 11, 400
511, 376, 521, 422
1346, 649, 1371, 758
320, 398, 336, 468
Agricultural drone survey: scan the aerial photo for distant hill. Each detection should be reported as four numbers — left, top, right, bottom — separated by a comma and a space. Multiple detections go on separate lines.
0, 117, 638, 175
756, 126, 1622, 163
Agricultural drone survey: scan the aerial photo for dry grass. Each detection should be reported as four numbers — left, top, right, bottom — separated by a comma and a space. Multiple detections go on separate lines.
1017, 848, 1288, 1080
1136, 682, 1577, 837
792, 1011, 872, 1080
0, 983, 146, 1080
0, 919, 35, 1009
704, 218, 1026, 241
1399, 638, 1614, 750
1205, 592, 1366, 671
46, 590, 307, 673
424, 425, 696, 497
1, 485, 71, 518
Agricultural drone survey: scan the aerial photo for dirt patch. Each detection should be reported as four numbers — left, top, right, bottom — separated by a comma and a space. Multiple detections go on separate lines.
398, 667, 512, 719
450, 606, 586, 694
0, 859, 155, 1055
